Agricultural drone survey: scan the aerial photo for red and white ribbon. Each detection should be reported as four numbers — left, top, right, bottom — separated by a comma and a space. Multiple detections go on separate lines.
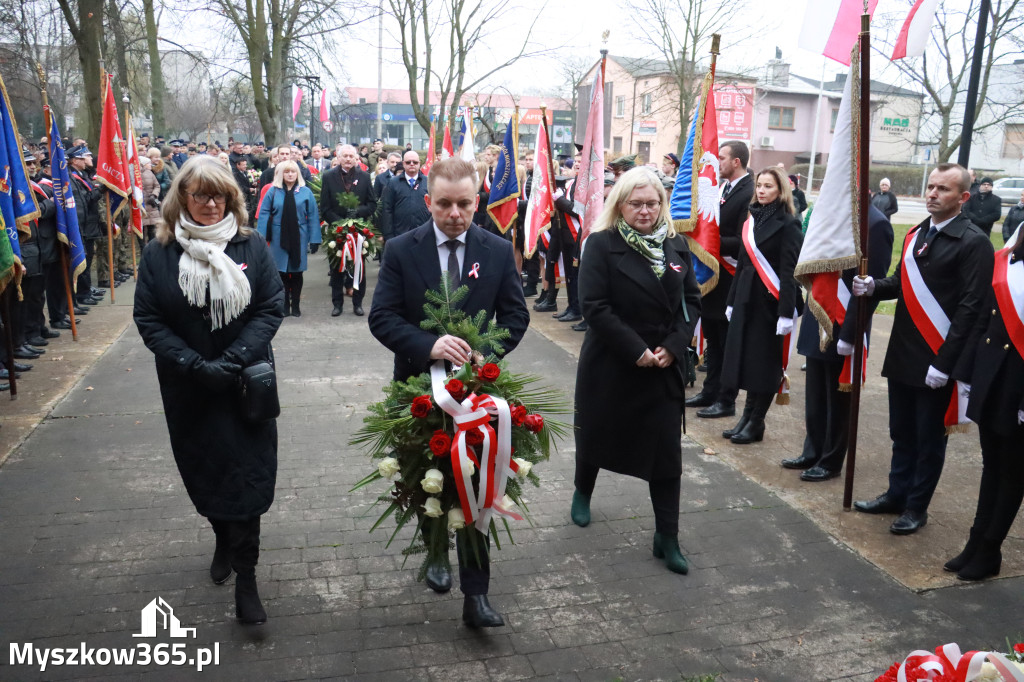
741, 215, 780, 298
468, 262, 481, 279
993, 240, 1024, 360
839, 332, 869, 391
429, 362, 521, 533
894, 643, 1024, 682
341, 231, 365, 289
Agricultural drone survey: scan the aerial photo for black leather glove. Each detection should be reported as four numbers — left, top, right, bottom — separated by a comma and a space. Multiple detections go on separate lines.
193, 357, 242, 391
346, 207, 358, 219
309, 243, 320, 254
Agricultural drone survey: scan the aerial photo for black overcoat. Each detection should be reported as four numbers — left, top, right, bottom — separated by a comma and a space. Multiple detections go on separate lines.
722, 208, 804, 393
133, 231, 285, 520
575, 229, 701, 481
319, 166, 376, 225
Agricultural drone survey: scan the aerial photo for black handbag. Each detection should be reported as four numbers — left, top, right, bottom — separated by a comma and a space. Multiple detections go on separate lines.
239, 361, 280, 422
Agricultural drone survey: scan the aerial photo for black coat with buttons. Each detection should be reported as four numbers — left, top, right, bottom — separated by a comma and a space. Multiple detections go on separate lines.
133, 230, 285, 520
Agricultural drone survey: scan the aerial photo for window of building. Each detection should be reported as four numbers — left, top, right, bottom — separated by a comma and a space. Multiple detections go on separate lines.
613, 136, 623, 153
615, 96, 625, 118
768, 106, 795, 130
1002, 123, 1024, 159
641, 93, 652, 115
830, 108, 839, 133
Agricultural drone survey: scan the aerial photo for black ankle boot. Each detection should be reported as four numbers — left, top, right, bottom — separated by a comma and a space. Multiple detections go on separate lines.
282, 286, 292, 317
957, 539, 1002, 581
723, 413, 751, 439
944, 528, 982, 573
210, 539, 232, 585
235, 575, 267, 624
730, 418, 765, 444
570, 490, 591, 527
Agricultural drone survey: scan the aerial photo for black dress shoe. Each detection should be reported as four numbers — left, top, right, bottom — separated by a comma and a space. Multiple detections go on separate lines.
42, 328, 61, 339
533, 299, 557, 313
90, 288, 106, 297
462, 595, 504, 628
853, 493, 903, 515
730, 419, 765, 444
558, 311, 582, 322
52, 320, 73, 330
24, 345, 45, 355
26, 336, 49, 347
522, 284, 538, 297
697, 401, 735, 419
12, 362, 33, 372
77, 297, 100, 306
353, 305, 364, 316
571, 320, 588, 332
97, 280, 112, 288
800, 466, 840, 482
331, 305, 342, 317
0, 370, 21, 380
424, 560, 452, 593
781, 454, 818, 470
73, 306, 88, 315
684, 393, 715, 408
13, 347, 40, 359
890, 510, 927, 535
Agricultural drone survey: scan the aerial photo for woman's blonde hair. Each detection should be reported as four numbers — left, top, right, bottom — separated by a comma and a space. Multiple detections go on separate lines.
473, 161, 489, 192
752, 167, 796, 215
272, 160, 305, 188
591, 167, 676, 237
156, 156, 251, 244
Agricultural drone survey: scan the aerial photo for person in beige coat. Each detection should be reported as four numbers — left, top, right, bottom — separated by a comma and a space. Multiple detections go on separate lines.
139, 156, 161, 242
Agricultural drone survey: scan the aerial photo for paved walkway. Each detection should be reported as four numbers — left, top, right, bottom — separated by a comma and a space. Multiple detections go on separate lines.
0, 261, 1021, 681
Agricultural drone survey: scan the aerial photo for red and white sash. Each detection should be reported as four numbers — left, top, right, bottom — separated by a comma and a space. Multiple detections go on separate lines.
742, 215, 797, 404
993, 241, 1024, 361
899, 226, 969, 432
341, 231, 365, 288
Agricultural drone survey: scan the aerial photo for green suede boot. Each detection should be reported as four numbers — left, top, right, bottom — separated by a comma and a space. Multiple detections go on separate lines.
570, 490, 591, 527
653, 532, 689, 574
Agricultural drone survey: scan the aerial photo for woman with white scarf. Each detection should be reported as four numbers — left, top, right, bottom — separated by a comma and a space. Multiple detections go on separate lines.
133, 157, 284, 625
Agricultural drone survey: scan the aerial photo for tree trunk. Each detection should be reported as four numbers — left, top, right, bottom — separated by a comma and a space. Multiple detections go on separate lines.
143, 0, 165, 135
57, 0, 104, 149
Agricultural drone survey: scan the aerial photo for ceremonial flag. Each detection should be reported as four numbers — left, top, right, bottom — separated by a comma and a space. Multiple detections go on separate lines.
486, 116, 520, 234
523, 119, 554, 256
124, 118, 145, 238
441, 119, 455, 160
319, 88, 331, 122
291, 85, 304, 122
422, 116, 437, 175
573, 60, 606, 252
0, 71, 41, 284
891, 0, 940, 60
48, 116, 86, 284
95, 74, 129, 223
794, 52, 860, 350
669, 72, 721, 296
798, 0, 878, 65
459, 109, 476, 162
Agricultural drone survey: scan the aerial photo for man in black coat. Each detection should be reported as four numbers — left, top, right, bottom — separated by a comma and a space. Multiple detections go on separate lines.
963, 177, 1003, 237
687, 140, 753, 419
68, 144, 103, 314
784, 204, 893, 481
372, 151, 402, 199
379, 150, 430, 240
368, 157, 529, 629
852, 163, 994, 535
27, 155, 69, 341
319, 144, 377, 316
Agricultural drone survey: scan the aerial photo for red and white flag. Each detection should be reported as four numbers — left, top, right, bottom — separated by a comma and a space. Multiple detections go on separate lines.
124, 119, 145, 238
441, 120, 455, 160
319, 88, 330, 122
95, 74, 128, 227
891, 0, 940, 61
523, 121, 554, 258
573, 60, 606, 253
291, 86, 304, 122
798, 0, 879, 65
422, 117, 437, 175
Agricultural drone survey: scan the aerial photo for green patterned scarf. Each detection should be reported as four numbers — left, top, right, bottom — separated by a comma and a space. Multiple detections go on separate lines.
617, 218, 669, 278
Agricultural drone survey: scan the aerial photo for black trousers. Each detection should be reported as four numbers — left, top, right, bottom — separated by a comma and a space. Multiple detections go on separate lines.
970, 421, 1024, 545
76, 239, 95, 294
700, 318, 738, 405
330, 263, 366, 307
543, 224, 580, 312
885, 379, 953, 513
280, 272, 304, 312
742, 390, 774, 421
573, 462, 681, 536
20, 275, 45, 341
209, 516, 261, 579
44, 261, 68, 326
800, 357, 851, 472
454, 528, 491, 596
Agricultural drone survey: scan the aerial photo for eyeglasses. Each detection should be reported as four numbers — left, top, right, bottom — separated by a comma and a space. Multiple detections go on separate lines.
624, 200, 661, 212
404, 160, 420, 165
189, 192, 227, 205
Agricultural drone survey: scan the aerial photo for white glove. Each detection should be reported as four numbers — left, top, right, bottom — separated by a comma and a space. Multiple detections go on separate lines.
924, 365, 949, 389
837, 340, 854, 356
1018, 410, 1024, 425
852, 275, 875, 297
959, 383, 971, 400
725, 306, 733, 322
775, 317, 794, 336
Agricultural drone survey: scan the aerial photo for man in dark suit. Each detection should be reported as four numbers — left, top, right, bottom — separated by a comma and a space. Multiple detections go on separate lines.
686, 140, 753, 419
784, 204, 893, 481
368, 157, 530, 628
379, 150, 430, 241
852, 163, 994, 534
319, 144, 377, 316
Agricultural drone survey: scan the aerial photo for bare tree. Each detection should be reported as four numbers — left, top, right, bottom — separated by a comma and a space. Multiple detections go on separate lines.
878, 0, 1024, 163
555, 54, 591, 144
55, 0, 105, 149
142, 0, 166, 134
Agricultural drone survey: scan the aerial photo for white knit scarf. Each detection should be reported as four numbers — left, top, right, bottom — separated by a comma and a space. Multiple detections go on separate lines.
175, 214, 251, 330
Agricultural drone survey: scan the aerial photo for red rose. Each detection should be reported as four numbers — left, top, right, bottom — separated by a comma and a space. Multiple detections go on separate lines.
510, 405, 527, 426
363, 228, 373, 237
1015, 643, 1024, 654
466, 429, 484, 447
410, 395, 432, 418
524, 414, 544, 433
477, 363, 501, 382
429, 430, 452, 456
446, 379, 466, 401
875, 662, 900, 682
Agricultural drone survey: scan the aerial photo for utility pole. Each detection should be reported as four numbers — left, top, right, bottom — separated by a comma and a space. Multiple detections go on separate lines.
377, 0, 384, 140
957, 0, 991, 167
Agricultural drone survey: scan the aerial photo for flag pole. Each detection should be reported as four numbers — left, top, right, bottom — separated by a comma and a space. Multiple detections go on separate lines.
1, 287, 17, 399
36, 63, 79, 342
843, 10, 872, 510
122, 92, 139, 281
100, 69, 117, 304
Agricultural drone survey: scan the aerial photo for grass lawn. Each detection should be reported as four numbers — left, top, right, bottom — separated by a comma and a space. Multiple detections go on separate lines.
873, 223, 1004, 315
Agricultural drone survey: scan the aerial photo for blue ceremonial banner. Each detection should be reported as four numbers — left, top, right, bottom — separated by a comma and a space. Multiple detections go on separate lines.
0, 74, 41, 264
485, 118, 520, 234
49, 116, 87, 283
669, 95, 713, 287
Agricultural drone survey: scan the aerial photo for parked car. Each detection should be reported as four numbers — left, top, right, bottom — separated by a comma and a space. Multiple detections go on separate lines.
993, 177, 1024, 205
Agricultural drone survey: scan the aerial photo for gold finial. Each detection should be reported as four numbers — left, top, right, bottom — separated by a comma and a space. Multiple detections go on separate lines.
601, 30, 610, 45
711, 34, 721, 56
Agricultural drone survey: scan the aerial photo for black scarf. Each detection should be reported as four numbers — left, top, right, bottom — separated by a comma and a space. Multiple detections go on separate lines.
281, 186, 301, 270
748, 199, 782, 228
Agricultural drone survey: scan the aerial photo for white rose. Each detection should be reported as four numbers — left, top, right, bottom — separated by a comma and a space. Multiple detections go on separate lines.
422, 497, 444, 518
420, 468, 444, 494
500, 494, 516, 511
513, 457, 532, 478
377, 457, 400, 480
335, 250, 343, 258
327, 240, 336, 248
362, 244, 369, 254
447, 507, 466, 530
